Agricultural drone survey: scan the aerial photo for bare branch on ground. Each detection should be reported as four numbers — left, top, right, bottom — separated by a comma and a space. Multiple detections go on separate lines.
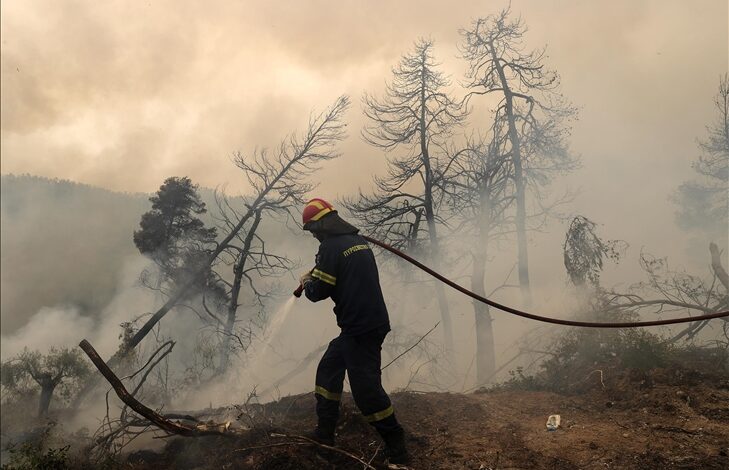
79, 339, 241, 438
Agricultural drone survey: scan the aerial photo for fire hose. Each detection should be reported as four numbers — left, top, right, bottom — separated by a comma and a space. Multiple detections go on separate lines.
295, 235, 729, 328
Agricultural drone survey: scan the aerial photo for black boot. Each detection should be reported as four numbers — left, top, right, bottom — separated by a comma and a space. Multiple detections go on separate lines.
308, 421, 335, 446
379, 428, 409, 465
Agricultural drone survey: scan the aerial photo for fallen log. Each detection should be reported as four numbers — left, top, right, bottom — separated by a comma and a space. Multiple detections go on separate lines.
79, 339, 240, 437
79, 339, 398, 467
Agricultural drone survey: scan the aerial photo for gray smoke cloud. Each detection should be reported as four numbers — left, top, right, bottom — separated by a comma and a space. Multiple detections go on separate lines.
0, 256, 155, 359
1, 0, 727, 406
2, 0, 726, 197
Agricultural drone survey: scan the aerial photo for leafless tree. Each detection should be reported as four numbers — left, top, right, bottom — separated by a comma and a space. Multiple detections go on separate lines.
210, 191, 299, 373
600, 243, 729, 346
210, 205, 265, 373
76, 96, 350, 404
343, 39, 466, 355
439, 131, 515, 384
442, 119, 572, 384
127, 95, 348, 351
90, 341, 176, 460
207, 93, 357, 372
459, 7, 578, 305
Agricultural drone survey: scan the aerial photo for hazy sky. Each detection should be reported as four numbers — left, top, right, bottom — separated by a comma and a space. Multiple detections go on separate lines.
1, 1, 727, 262
1, 1, 727, 393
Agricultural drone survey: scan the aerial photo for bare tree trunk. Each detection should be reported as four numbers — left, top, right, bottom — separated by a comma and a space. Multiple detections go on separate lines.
124, 97, 348, 357
426, 218, 454, 356
79, 340, 239, 437
219, 211, 262, 373
73, 96, 349, 408
72, 195, 246, 406
127, 207, 263, 354
401, 208, 424, 285
473, 190, 496, 384
490, 43, 532, 306
420, 56, 454, 357
219, 265, 244, 373
38, 380, 55, 417
471, 251, 495, 384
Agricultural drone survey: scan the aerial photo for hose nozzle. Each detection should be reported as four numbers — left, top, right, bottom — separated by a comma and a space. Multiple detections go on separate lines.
293, 284, 304, 298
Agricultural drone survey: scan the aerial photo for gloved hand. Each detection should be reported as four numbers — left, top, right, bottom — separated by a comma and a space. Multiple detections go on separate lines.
299, 270, 314, 287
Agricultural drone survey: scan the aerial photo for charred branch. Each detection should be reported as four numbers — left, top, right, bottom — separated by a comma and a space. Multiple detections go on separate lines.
80, 339, 242, 438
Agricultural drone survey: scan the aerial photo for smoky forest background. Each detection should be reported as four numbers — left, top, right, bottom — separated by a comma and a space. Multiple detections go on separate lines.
1, 2, 727, 469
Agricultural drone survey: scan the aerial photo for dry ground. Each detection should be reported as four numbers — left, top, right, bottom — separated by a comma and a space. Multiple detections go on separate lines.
125, 369, 729, 469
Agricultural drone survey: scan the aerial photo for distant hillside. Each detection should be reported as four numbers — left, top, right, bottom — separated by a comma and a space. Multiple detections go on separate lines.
0, 174, 308, 336
1, 175, 151, 334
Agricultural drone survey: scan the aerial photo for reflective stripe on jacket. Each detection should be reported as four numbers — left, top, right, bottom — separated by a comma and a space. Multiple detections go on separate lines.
305, 233, 390, 335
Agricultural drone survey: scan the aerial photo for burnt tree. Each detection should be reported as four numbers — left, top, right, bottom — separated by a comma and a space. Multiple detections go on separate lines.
443, 133, 514, 384
345, 39, 465, 356
123, 96, 349, 354
600, 245, 729, 345
460, 7, 578, 306
75, 96, 350, 403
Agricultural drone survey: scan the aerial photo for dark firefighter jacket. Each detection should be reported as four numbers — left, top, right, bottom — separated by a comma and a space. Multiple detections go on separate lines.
304, 233, 390, 336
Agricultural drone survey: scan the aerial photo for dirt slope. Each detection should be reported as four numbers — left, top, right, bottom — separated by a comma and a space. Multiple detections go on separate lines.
127, 373, 729, 469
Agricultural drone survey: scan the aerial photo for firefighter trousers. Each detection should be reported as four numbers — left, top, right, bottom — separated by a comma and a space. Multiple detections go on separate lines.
314, 325, 402, 434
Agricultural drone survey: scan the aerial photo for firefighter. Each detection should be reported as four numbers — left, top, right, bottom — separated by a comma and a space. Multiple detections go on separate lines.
298, 198, 409, 465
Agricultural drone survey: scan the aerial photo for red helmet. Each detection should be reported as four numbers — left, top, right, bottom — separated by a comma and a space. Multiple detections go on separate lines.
302, 198, 335, 225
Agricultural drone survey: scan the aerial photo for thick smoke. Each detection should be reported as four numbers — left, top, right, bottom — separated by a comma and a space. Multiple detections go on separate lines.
0, 256, 155, 360
0, 307, 94, 358
0, 0, 727, 438
1, 0, 727, 197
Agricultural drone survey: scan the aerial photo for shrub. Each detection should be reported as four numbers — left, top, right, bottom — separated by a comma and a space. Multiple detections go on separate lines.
497, 328, 727, 393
